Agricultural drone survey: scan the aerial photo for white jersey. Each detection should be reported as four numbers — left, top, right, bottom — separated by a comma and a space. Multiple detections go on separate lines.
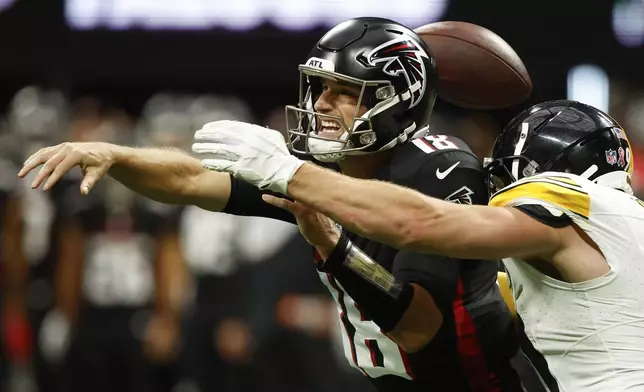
490, 172, 644, 392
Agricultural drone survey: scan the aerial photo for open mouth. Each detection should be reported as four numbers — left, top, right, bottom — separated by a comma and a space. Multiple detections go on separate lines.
316, 119, 344, 139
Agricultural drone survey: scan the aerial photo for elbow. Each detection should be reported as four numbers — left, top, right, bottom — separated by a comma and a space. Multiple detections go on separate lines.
388, 284, 444, 353
398, 336, 434, 354
394, 313, 444, 354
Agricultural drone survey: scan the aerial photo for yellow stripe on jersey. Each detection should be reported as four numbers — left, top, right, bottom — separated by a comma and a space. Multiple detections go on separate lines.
542, 175, 580, 187
637, 198, 644, 209
490, 179, 591, 219
497, 272, 516, 318
491, 175, 585, 198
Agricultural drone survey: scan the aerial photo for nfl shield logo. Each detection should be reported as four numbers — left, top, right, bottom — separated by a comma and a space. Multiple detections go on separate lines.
605, 149, 617, 165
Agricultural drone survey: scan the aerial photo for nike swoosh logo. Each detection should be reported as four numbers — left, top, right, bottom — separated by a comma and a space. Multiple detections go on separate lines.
436, 161, 460, 180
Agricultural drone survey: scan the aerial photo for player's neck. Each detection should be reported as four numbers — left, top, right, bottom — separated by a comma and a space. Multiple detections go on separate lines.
338, 150, 394, 179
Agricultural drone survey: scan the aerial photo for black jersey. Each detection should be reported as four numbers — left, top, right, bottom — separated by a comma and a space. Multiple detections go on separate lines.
0, 158, 16, 230
223, 135, 527, 392
60, 184, 182, 308
0, 157, 17, 269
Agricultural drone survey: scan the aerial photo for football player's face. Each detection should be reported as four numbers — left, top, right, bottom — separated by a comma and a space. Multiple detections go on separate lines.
314, 79, 368, 140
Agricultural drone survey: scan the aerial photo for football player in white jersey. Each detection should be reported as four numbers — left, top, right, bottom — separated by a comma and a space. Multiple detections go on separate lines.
187, 99, 644, 391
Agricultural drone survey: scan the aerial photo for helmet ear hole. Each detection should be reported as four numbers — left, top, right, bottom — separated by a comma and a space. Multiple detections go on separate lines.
375, 86, 395, 100
359, 86, 382, 109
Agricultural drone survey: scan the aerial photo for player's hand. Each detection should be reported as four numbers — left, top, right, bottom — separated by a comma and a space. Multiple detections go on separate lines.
143, 313, 180, 364
192, 120, 305, 195
18, 142, 115, 195
263, 194, 340, 259
215, 318, 254, 364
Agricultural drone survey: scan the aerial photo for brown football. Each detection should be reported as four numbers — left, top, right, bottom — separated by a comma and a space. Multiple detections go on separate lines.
415, 21, 532, 109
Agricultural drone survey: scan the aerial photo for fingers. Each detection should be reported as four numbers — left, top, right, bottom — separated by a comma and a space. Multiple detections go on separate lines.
263, 194, 318, 216
19, 143, 108, 195
195, 120, 277, 146
199, 120, 257, 133
198, 120, 238, 135
194, 142, 241, 173
30, 150, 68, 189
79, 166, 109, 195
42, 154, 84, 191
18, 145, 60, 178
262, 194, 297, 213
201, 158, 236, 173
195, 122, 245, 142
194, 128, 243, 146
192, 143, 241, 161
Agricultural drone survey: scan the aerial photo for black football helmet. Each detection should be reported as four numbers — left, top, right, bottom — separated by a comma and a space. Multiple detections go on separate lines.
485, 100, 634, 194
285, 17, 438, 162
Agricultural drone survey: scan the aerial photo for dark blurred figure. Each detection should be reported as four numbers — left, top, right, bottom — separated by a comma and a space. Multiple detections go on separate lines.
248, 223, 374, 392
176, 208, 270, 392
163, 95, 261, 392
1, 86, 72, 392
48, 101, 186, 392
1, 118, 34, 392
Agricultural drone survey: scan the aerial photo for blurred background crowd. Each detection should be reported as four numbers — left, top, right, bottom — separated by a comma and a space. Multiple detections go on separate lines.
0, 0, 643, 391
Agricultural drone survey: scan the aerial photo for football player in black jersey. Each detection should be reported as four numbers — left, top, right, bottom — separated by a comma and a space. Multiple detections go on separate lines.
194, 98, 644, 392
19, 17, 536, 391
0, 156, 29, 391
2, 87, 80, 392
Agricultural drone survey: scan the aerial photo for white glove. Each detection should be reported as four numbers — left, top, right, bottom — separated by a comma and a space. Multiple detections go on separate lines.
192, 120, 305, 195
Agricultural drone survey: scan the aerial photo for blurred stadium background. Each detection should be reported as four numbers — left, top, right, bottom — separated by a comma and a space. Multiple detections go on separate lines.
0, 0, 643, 391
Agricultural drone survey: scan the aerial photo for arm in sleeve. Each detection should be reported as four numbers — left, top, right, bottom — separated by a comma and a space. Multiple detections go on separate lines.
223, 175, 296, 224
320, 150, 489, 351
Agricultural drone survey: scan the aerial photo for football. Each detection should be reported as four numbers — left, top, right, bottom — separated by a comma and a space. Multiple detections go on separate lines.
415, 21, 532, 109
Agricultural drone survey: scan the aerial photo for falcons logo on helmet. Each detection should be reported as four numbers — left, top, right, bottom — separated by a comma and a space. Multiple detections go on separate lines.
367, 36, 429, 109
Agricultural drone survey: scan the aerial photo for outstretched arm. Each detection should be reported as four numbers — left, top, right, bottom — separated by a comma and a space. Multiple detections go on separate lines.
19, 142, 231, 212
188, 119, 567, 260
286, 163, 563, 260
110, 145, 231, 211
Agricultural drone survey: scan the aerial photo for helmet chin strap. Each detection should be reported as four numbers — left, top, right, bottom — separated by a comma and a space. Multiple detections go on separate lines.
308, 131, 351, 163
512, 122, 530, 180
309, 121, 422, 163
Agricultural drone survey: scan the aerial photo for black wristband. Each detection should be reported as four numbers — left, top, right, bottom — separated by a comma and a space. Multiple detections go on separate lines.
319, 232, 414, 332
322, 232, 404, 297
321, 231, 352, 271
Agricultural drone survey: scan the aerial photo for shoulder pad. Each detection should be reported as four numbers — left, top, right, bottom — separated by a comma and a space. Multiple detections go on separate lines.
490, 174, 590, 219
